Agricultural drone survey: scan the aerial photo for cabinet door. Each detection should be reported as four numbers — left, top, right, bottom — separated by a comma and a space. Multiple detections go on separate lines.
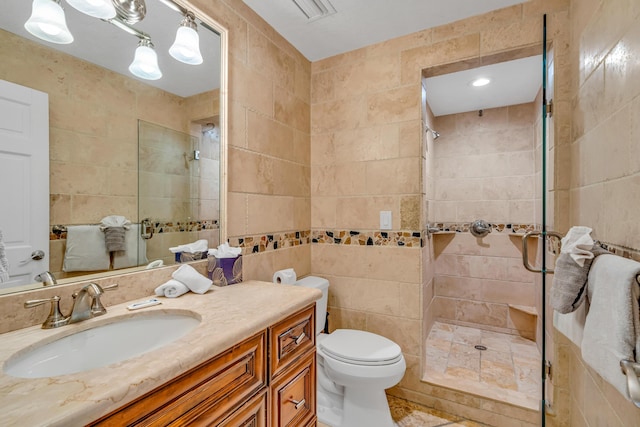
270, 351, 316, 427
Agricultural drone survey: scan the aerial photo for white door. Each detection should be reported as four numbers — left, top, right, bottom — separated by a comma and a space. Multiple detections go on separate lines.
0, 79, 49, 289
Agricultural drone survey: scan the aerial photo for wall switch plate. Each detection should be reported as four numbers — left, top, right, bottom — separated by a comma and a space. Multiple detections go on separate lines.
380, 211, 392, 230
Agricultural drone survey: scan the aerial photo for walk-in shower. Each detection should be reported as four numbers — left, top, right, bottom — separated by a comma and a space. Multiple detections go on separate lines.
420, 46, 547, 422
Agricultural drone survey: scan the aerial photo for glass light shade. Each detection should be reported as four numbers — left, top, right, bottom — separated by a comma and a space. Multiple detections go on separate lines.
169, 26, 203, 65
471, 77, 491, 87
129, 41, 162, 80
24, 0, 74, 44
66, 0, 116, 19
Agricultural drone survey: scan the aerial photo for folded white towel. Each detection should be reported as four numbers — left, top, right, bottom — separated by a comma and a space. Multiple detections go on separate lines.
169, 239, 209, 254
0, 229, 9, 283
581, 254, 640, 400
113, 225, 148, 269
208, 242, 242, 258
172, 264, 212, 294
561, 226, 595, 267
154, 279, 189, 298
63, 225, 110, 272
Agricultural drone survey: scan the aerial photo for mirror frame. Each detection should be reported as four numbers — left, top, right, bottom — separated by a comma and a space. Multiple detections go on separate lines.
0, 0, 228, 295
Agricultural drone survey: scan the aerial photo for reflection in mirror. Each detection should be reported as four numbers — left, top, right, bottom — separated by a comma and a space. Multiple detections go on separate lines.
0, 0, 223, 294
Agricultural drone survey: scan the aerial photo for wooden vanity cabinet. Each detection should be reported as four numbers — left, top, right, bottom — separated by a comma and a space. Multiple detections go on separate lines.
88, 304, 316, 427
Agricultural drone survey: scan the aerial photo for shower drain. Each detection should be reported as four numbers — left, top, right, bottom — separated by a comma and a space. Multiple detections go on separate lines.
474, 345, 487, 351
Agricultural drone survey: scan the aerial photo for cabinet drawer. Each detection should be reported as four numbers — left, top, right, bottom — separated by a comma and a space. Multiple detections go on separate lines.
269, 305, 315, 377
270, 351, 316, 427
90, 331, 266, 426
192, 389, 267, 427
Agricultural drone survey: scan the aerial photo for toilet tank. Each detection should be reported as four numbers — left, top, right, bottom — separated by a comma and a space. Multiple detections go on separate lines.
294, 276, 329, 336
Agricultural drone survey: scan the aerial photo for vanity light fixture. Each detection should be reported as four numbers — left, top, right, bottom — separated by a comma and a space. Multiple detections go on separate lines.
129, 38, 162, 80
169, 12, 203, 65
24, 0, 74, 44
471, 77, 491, 87
66, 0, 116, 19
24, 0, 204, 80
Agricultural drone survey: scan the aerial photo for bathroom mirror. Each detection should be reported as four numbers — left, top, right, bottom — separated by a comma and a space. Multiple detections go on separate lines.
0, 0, 226, 294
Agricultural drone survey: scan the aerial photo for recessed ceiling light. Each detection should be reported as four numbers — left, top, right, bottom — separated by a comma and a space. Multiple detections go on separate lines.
471, 77, 491, 87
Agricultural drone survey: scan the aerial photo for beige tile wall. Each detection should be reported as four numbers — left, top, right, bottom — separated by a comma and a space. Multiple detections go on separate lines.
431, 233, 538, 339
432, 103, 537, 224
547, 0, 640, 425
194, 0, 313, 278
310, 1, 570, 425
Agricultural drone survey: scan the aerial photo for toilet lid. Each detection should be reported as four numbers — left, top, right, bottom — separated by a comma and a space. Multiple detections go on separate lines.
319, 329, 402, 366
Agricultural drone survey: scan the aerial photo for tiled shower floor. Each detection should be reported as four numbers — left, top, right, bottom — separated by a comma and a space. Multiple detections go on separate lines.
423, 322, 541, 410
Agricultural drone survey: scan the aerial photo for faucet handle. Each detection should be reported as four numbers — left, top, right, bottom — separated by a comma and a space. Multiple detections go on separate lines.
90, 283, 119, 316
24, 296, 69, 329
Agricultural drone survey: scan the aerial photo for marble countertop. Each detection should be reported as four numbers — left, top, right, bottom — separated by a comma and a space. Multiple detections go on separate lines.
0, 281, 321, 427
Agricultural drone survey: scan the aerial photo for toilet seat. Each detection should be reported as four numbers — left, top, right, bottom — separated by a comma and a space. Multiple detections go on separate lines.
318, 329, 403, 366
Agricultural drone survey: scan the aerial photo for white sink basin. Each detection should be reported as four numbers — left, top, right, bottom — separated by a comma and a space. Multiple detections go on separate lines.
4, 311, 200, 378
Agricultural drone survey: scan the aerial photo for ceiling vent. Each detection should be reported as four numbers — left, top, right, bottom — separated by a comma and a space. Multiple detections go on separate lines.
292, 0, 336, 21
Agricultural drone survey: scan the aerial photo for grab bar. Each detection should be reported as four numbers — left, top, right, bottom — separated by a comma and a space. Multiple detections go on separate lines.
621, 359, 640, 408
521, 230, 563, 273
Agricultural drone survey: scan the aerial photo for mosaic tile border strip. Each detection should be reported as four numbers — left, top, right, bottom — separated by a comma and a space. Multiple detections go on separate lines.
432, 222, 538, 234
50, 219, 219, 240
599, 241, 640, 262
153, 219, 219, 234
228, 231, 311, 255
311, 230, 423, 247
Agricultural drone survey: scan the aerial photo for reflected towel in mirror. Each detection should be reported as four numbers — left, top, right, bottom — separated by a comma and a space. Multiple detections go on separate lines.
63, 226, 110, 272
0, 229, 9, 283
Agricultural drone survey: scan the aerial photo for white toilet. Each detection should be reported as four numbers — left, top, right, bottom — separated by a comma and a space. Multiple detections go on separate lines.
294, 276, 406, 427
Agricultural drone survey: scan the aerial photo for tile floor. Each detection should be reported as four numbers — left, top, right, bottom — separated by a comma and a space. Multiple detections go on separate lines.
423, 322, 541, 409
318, 395, 488, 427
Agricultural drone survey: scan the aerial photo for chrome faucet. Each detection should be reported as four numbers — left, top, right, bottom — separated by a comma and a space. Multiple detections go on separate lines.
25, 283, 119, 329
34, 271, 57, 286
69, 283, 104, 323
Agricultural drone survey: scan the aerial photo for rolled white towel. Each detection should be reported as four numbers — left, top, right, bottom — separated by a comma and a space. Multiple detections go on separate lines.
172, 264, 212, 294
169, 239, 209, 254
154, 279, 189, 298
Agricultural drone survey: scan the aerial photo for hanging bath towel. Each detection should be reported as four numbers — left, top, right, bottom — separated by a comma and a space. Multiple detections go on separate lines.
581, 254, 640, 400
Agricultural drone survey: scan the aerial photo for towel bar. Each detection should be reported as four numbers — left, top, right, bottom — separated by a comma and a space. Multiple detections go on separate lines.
620, 359, 640, 408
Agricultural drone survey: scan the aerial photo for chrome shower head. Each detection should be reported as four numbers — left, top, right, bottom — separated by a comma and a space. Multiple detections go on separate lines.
425, 125, 440, 140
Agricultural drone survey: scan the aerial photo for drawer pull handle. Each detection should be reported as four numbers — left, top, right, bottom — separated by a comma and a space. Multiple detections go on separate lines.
289, 398, 306, 409
292, 332, 306, 345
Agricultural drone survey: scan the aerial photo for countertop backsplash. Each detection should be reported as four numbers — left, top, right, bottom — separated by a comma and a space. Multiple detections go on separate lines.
0, 261, 210, 334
